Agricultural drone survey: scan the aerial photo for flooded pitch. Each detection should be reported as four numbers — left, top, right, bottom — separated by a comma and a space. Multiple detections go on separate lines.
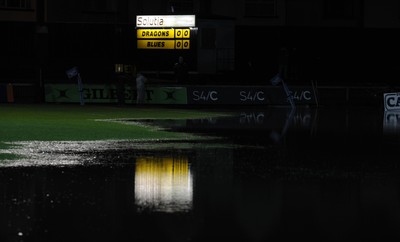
1, 106, 400, 241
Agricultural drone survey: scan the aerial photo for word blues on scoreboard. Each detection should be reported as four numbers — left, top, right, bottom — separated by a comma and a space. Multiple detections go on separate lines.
137, 39, 190, 49
137, 29, 191, 39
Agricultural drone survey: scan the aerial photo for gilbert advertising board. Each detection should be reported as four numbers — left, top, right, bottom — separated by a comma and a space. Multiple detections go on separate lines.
384, 92, 400, 111
45, 84, 187, 104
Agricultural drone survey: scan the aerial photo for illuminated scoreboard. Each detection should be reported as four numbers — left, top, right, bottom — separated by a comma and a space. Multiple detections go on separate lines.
137, 28, 191, 49
136, 15, 195, 50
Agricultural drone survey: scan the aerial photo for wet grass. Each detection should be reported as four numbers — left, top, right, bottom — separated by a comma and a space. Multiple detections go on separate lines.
0, 104, 229, 142
0, 142, 21, 161
0, 153, 20, 161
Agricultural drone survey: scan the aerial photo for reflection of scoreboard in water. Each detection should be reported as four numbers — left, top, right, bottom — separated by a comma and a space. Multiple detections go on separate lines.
134, 156, 193, 212
136, 15, 196, 50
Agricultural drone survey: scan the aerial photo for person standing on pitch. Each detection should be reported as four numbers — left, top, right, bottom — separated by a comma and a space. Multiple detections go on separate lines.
173, 56, 188, 83
136, 71, 147, 105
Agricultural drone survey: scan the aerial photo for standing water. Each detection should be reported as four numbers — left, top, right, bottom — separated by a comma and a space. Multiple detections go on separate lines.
0, 106, 399, 241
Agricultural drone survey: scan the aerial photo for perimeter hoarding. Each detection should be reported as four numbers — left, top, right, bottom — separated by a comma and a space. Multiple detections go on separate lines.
45, 84, 317, 106
45, 84, 187, 104
384, 92, 400, 111
186, 86, 317, 105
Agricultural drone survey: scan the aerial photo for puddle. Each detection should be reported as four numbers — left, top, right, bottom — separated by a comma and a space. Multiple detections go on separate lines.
1, 106, 400, 241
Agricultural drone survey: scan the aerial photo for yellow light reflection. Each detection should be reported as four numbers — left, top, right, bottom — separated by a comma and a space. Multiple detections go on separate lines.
134, 156, 193, 212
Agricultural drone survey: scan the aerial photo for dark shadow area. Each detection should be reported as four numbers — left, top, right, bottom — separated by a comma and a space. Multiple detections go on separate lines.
1, 106, 400, 242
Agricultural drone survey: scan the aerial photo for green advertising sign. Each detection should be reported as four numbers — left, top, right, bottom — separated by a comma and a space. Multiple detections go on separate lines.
148, 86, 187, 104
45, 84, 187, 105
